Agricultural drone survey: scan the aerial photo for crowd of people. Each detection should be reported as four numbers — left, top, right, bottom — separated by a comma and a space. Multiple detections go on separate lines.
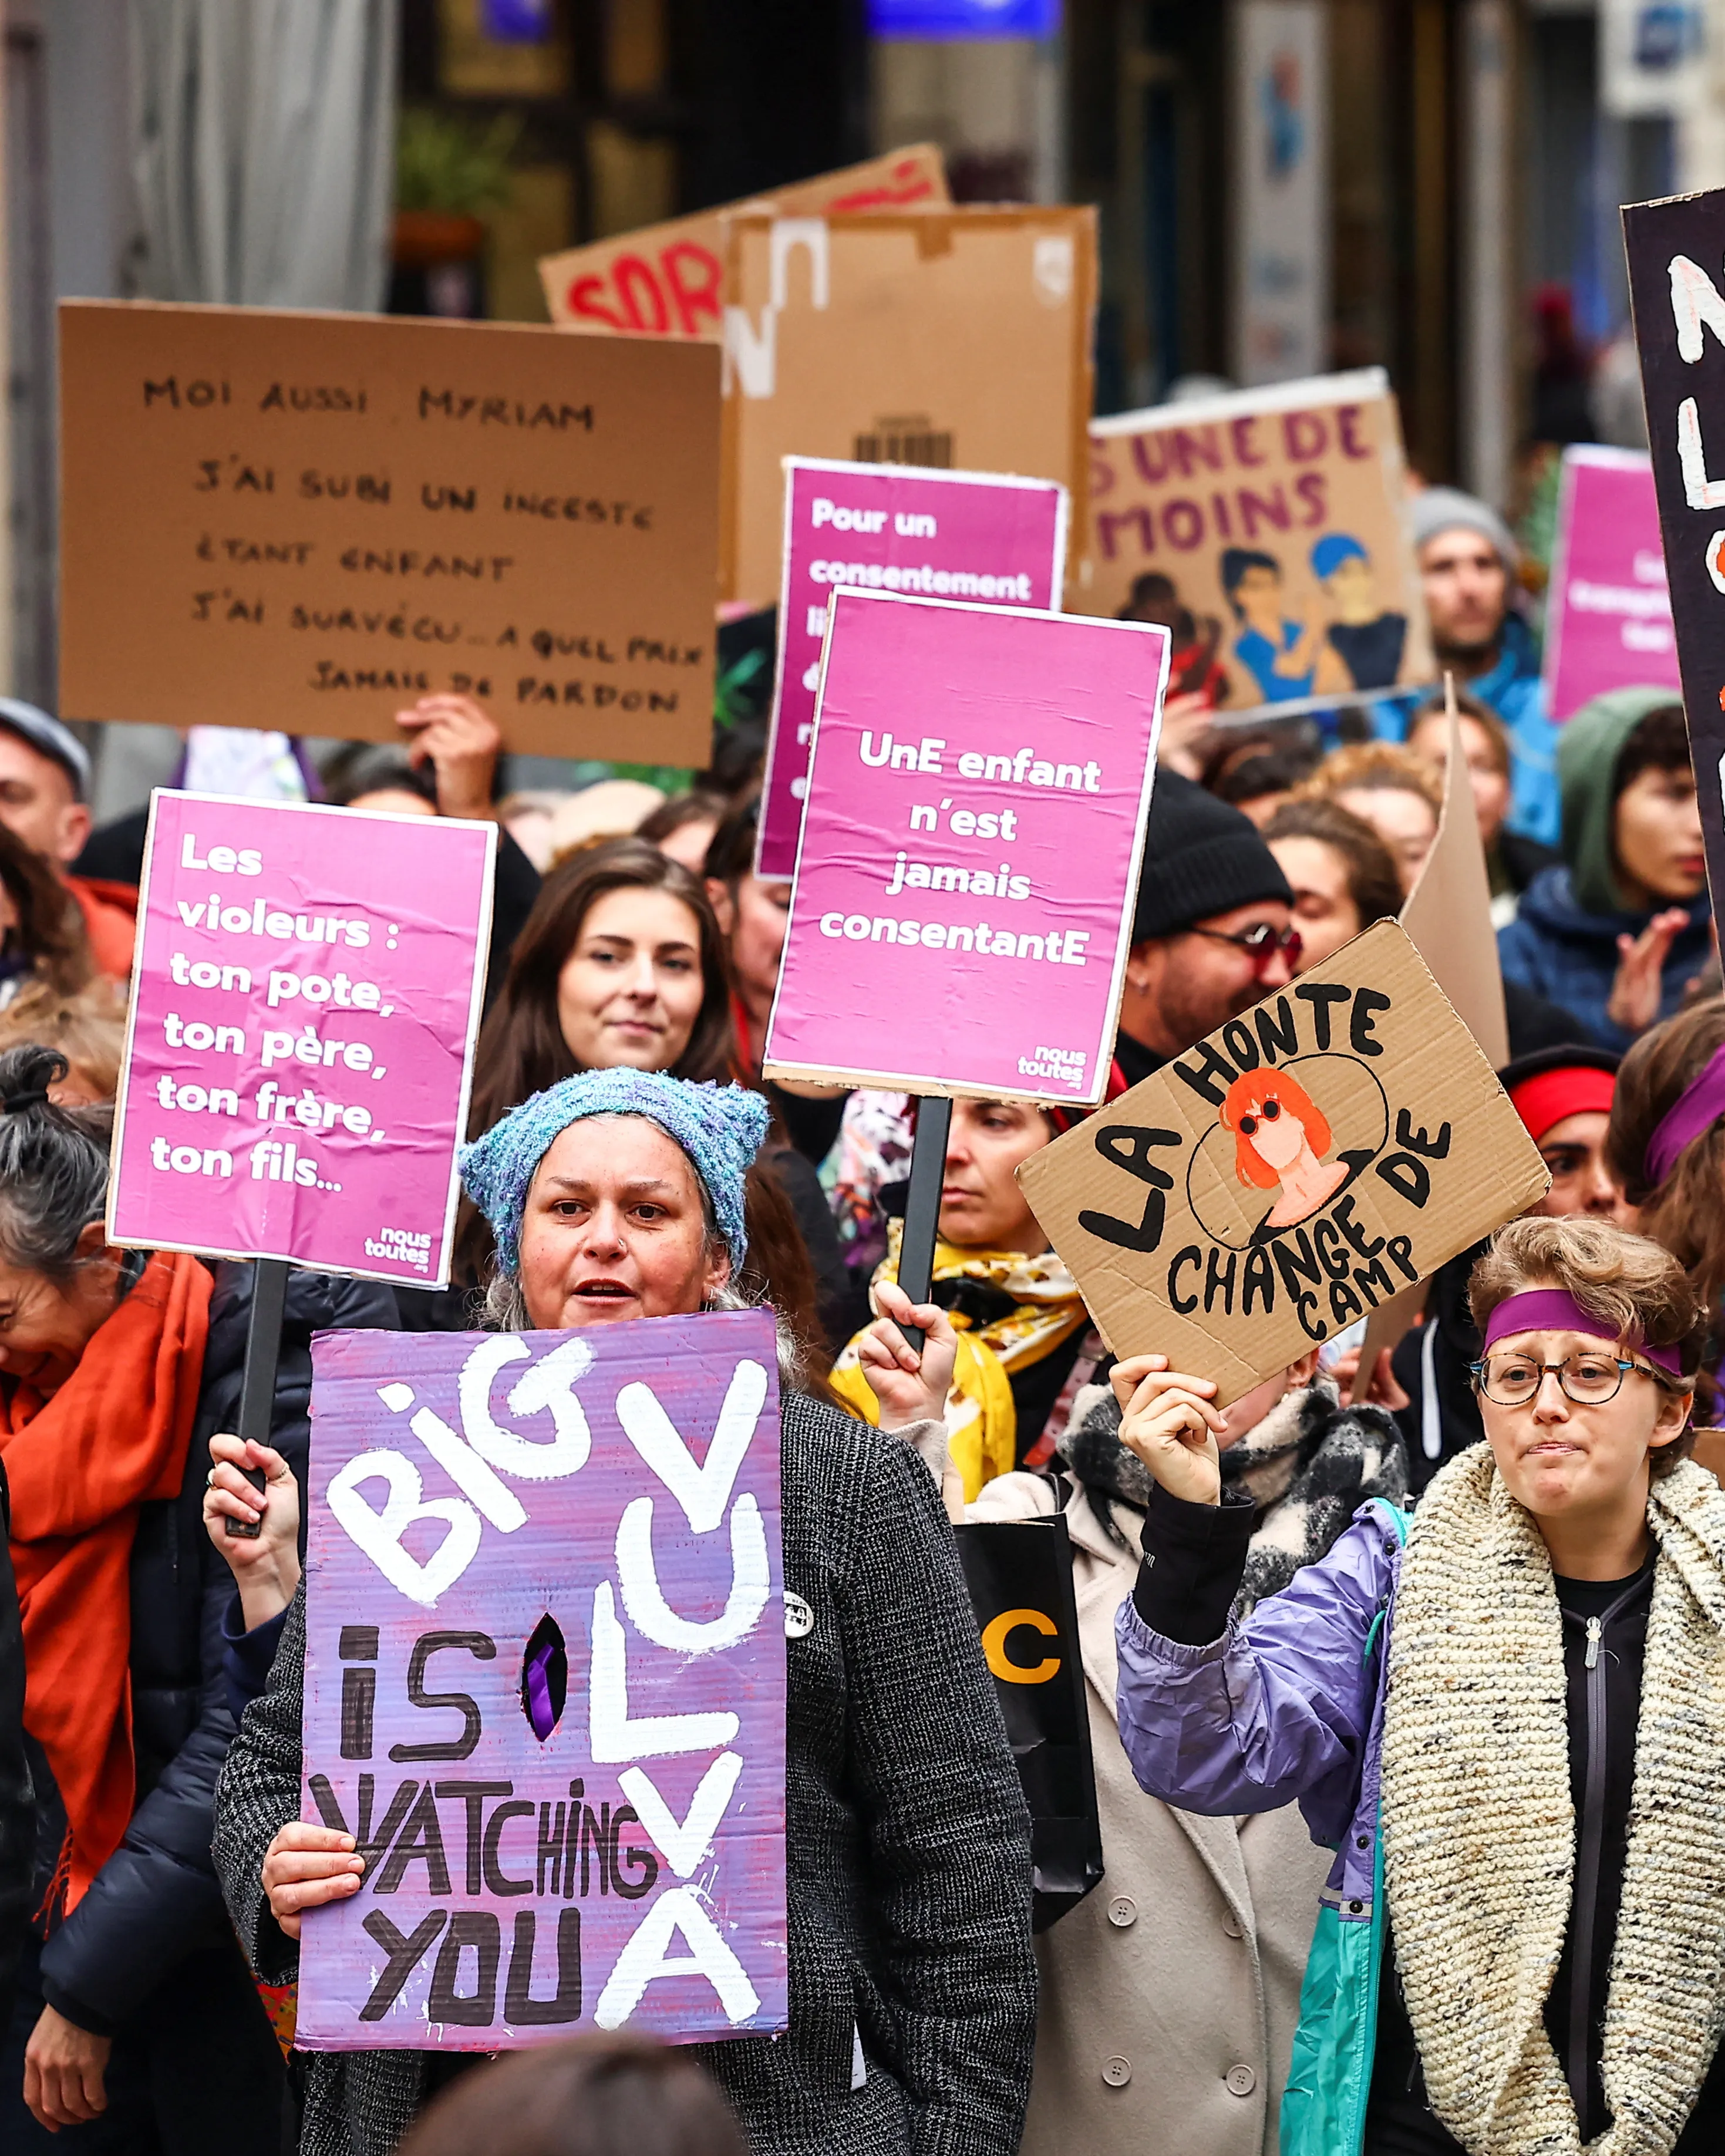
0, 471, 1717, 2155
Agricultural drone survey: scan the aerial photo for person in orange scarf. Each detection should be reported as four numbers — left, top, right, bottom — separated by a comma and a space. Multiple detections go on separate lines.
0, 1044, 393, 2151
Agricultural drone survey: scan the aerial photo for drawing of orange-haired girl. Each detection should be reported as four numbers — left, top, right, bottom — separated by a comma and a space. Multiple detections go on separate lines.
1218, 1069, 1348, 1228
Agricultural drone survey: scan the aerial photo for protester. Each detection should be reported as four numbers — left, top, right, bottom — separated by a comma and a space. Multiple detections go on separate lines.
213, 1068, 1038, 2156
1403, 486, 1559, 845
0, 823, 93, 1012
831, 1098, 1100, 1494
1113, 1213, 1725, 2154
1404, 689, 1556, 918
1497, 689, 1710, 1050
0, 979, 126, 1104
1297, 742, 1440, 895
495, 790, 568, 873
1198, 732, 1319, 827
638, 789, 726, 874
1113, 771, 1298, 1087
1261, 797, 1401, 969
1393, 1044, 1626, 1490
704, 800, 848, 1166
545, 780, 668, 867
397, 2035, 750, 2156
851, 1278, 1403, 2155
0, 1044, 394, 2150
452, 837, 844, 1346
0, 705, 135, 980
1606, 995, 1725, 1317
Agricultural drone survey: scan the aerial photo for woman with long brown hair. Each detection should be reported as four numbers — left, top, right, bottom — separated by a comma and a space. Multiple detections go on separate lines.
426, 839, 842, 1354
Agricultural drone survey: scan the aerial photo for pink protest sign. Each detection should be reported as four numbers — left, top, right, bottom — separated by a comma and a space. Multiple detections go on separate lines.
762, 589, 1167, 1104
108, 792, 494, 1288
756, 459, 1069, 878
1544, 444, 1680, 720
295, 1312, 787, 2050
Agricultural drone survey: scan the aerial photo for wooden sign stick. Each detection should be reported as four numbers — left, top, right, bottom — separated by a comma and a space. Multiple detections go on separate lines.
224, 1256, 289, 1539
897, 1096, 953, 1355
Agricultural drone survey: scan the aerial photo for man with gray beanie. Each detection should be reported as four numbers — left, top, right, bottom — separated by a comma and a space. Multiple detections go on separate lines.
1113, 770, 1299, 1089
1395, 485, 1559, 848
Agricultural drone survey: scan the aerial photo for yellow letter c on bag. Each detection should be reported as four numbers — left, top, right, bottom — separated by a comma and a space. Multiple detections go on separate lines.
981, 1608, 1060, 1683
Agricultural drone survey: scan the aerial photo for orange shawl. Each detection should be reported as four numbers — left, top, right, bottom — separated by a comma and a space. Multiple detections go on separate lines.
0, 1249, 211, 1914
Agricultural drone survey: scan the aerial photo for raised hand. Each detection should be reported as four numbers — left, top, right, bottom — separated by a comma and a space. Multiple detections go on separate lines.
1110, 1353, 1229, 1506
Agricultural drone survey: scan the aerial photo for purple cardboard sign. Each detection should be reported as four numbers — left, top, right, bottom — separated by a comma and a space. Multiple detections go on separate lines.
296, 1311, 787, 2050
108, 792, 493, 1288
1543, 445, 1680, 720
762, 589, 1167, 1104
756, 459, 1069, 878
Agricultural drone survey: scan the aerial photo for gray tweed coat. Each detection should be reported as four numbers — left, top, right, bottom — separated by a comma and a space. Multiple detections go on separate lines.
211, 1392, 1037, 2156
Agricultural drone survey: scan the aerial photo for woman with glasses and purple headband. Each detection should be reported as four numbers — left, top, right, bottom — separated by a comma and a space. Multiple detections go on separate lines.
1104, 1212, 1725, 2156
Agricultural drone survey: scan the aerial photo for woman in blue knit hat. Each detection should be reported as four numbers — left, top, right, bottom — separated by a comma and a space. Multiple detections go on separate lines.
210, 1067, 1037, 2156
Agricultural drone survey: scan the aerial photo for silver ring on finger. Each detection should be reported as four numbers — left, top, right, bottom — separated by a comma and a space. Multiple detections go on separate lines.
205, 1467, 217, 1487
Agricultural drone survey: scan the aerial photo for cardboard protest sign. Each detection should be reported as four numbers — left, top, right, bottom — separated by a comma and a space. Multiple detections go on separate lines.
1542, 445, 1679, 721
1084, 368, 1433, 722
537, 146, 948, 338
108, 793, 493, 1288
955, 1518, 1102, 1932
761, 589, 1165, 1104
721, 207, 1097, 607
295, 1312, 786, 2049
757, 459, 1069, 877
1624, 188, 1725, 907
1018, 920, 1549, 1406
1344, 690, 1510, 1397
58, 299, 720, 760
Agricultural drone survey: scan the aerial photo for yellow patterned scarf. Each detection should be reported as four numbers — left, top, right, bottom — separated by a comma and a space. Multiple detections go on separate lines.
1382, 1446, 1725, 2155
831, 1220, 1089, 1498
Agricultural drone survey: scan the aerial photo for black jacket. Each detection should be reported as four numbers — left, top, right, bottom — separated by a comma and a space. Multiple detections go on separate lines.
214, 1389, 1039, 2156
37, 1261, 396, 2036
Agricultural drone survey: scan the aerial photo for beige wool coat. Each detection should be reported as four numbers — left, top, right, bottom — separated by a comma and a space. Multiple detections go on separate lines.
966, 1467, 1332, 2156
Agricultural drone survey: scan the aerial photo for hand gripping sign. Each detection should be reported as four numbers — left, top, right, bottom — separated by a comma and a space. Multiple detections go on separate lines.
295, 1312, 787, 2050
108, 792, 494, 1289
1018, 921, 1549, 1407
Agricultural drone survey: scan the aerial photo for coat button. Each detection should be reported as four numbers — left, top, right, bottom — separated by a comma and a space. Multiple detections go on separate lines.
1101, 2056, 1131, 2088
1107, 1895, 1137, 1927
1221, 1911, 1243, 1938
1226, 2064, 1257, 2097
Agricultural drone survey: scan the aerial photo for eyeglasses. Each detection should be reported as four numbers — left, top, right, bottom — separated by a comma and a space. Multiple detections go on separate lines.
1468, 1352, 1668, 1408
1188, 922, 1304, 976
1237, 1099, 1282, 1138
1190, 918, 1302, 979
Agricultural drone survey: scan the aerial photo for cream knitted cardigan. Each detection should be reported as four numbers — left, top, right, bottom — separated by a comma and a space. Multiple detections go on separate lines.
1382, 1447, 1725, 2156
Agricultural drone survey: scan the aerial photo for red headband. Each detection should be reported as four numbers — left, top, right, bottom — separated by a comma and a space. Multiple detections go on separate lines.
1507, 1066, 1616, 1146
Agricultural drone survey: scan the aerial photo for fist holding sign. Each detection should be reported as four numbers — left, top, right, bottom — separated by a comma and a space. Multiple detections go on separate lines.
1018, 921, 1549, 1407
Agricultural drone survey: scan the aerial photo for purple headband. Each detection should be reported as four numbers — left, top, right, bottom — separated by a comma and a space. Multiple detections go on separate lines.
1483, 1288, 1684, 1379
1645, 1041, 1725, 1188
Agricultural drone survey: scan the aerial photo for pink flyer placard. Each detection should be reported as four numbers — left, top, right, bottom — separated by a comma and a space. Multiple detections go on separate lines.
109, 791, 495, 1287
1544, 444, 1680, 720
756, 459, 1069, 878
762, 590, 1167, 1104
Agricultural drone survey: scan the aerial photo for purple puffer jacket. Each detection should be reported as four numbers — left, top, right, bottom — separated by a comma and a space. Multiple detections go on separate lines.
1114, 1498, 1406, 1921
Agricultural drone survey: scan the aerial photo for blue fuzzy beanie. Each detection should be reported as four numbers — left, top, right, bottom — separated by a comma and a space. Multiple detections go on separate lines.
459, 1068, 770, 1277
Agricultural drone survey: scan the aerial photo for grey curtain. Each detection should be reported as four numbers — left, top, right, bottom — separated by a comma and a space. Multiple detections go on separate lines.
128, 0, 399, 309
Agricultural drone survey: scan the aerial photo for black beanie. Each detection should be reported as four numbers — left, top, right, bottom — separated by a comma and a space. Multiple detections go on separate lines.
1131, 769, 1295, 945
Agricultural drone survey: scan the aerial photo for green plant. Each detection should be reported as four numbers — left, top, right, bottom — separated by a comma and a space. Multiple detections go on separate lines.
395, 107, 524, 215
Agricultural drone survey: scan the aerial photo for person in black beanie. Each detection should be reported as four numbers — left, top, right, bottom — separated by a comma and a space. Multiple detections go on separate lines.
1113, 770, 1299, 1089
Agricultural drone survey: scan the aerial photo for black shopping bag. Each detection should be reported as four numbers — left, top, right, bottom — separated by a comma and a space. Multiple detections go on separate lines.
955, 1514, 1103, 1931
